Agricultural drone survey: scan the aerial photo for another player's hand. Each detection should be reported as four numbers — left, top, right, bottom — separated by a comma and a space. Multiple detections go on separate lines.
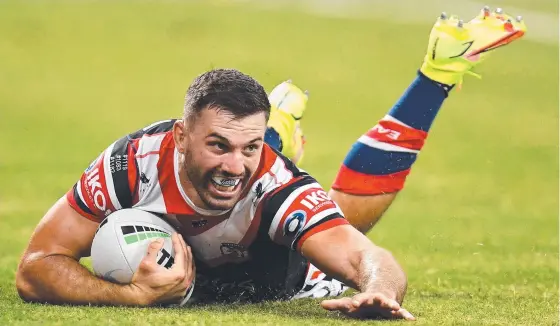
321, 292, 416, 321
129, 233, 195, 306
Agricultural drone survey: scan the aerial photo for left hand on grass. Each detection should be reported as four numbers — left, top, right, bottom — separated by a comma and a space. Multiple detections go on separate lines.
321, 292, 416, 321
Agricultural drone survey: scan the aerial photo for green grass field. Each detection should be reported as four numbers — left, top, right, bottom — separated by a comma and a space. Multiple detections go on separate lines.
0, 1, 558, 325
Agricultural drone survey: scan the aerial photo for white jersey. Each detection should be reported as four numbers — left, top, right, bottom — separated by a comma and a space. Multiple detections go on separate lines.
66, 120, 348, 300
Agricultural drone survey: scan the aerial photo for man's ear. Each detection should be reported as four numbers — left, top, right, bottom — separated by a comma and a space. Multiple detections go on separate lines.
173, 120, 186, 154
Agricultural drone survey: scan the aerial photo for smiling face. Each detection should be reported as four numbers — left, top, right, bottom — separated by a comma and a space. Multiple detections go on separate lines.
173, 109, 267, 211
175, 68, 271, 211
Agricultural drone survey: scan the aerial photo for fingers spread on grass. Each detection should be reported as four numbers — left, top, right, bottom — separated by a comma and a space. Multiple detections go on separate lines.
391, 308, 416, 321
321, 297, 353, 313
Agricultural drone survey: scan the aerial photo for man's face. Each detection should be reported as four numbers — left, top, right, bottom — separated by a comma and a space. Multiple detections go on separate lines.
173, 108, 267, 211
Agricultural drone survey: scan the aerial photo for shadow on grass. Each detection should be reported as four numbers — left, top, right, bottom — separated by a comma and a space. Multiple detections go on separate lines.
180, 299, 407, 323
5, 290, 410, 323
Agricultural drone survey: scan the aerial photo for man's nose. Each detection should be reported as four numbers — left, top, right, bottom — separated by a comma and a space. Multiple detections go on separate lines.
221, 152, 245, 176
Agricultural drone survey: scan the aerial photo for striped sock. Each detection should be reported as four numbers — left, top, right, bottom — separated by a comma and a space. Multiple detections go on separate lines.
332, 71, 449, 195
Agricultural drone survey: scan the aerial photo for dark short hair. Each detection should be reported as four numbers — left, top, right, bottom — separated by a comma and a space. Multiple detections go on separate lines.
183, 68, 270, 123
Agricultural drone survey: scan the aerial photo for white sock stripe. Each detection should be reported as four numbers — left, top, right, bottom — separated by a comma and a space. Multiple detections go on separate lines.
357, 135, 419, 154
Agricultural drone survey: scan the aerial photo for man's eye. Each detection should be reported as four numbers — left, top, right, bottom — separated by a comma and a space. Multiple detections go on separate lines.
246, 145, 258, 153
210, 142, 227, 151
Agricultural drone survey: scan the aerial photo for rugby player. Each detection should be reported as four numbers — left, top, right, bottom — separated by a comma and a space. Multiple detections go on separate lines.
16, 8, 525, 321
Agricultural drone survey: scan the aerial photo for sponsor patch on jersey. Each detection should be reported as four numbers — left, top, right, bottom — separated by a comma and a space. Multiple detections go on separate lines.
86, 167, 108, 213
283, 210, 306, 236
299, 189, 332, 212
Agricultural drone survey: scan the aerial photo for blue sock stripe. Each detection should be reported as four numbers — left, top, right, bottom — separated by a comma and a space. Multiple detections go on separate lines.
388, 72, 447, 132
343, 142, 417, 175
264, 127, 283, 151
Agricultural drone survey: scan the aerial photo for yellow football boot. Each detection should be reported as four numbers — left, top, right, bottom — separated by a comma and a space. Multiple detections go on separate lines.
267, 80, 308, 165
420, 6, 527, 86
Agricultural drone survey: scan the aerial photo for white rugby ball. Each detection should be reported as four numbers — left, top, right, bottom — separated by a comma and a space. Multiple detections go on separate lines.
91, 208, 194, 306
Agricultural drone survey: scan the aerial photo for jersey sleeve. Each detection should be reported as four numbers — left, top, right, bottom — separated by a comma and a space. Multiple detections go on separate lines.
66, 136, 139, 223
260, 174, 349, 251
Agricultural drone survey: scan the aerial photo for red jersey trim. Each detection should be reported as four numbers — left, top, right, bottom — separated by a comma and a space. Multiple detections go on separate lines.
66, 190, 103, 223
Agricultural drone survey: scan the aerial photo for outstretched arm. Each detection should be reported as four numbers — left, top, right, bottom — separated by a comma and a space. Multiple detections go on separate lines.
299, 224, 414, 320
301, 224, 406, 301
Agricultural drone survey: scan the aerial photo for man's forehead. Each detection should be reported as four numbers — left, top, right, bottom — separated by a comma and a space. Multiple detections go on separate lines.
192, 109, 266, 141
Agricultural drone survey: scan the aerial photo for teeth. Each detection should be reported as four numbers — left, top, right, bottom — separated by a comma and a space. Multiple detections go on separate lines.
212, 177, 240, 188
515, 15, 523, 22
